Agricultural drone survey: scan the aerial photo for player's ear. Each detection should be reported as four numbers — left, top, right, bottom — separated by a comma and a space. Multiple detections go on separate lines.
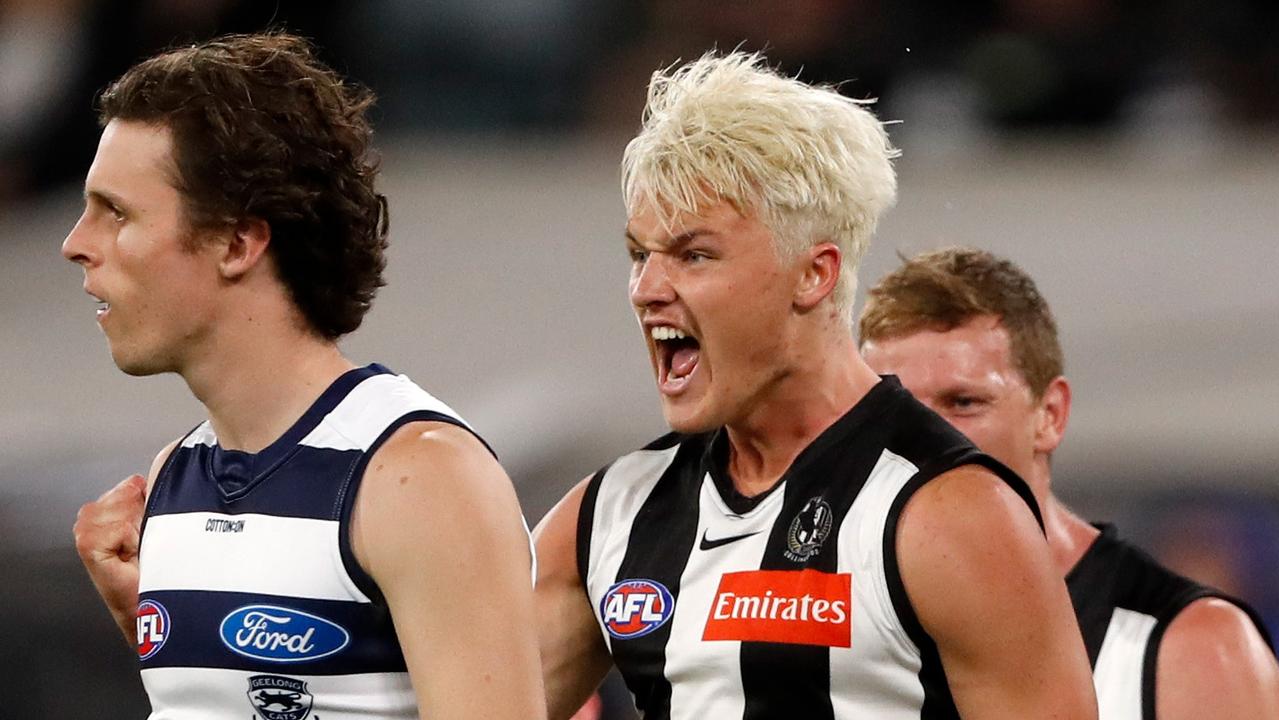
794, 241, 841, 311
1033, 376, 1071, 455
217, 217, 271, 280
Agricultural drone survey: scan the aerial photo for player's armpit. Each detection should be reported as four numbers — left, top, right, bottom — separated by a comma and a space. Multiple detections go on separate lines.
73, 437, 178, 647
898, 465, 1097, 720
1156, 597, 1279, 719
533, 478, 614, 720
352, 421, 547, 720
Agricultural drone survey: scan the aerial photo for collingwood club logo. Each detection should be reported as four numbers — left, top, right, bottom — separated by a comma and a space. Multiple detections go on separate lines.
247, 674, 314, 720
785, 496, 833, 562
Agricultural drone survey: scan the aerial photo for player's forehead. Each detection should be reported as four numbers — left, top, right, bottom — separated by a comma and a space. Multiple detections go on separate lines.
85, 120, 178, 194
625, 198, 752, 248
867, 318, 1016, 387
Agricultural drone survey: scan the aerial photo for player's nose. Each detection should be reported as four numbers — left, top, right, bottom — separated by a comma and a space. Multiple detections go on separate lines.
62, 212, 99, 267
629, 252, 676, 308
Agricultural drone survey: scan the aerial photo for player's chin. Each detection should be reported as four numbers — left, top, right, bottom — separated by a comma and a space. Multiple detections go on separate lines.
660, 398, 718, 435
112, 347, 171, 377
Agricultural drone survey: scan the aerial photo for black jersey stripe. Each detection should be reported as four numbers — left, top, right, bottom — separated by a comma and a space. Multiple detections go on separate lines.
1066, 522, 1277, 719
880, 448, 1040, 719
737, 409, 890, 720
576, 464, 611, 592
883, 470, 961, 720
607, 440, 704, 720
1140, 588, 1275, 719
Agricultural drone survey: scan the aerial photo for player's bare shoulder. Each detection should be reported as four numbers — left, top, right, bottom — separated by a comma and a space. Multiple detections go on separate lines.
1156, 596, 1279, 718
363, 420, 505, 493
350, 420, 525, 578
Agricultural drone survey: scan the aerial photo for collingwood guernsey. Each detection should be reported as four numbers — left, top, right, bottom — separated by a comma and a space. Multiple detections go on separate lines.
577, 376, 1041, 720
1067, 524, 1274, 720
136, 364, 480, 719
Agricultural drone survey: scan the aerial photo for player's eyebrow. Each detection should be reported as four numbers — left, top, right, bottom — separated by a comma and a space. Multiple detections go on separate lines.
624, 228, 712, 251
84, 187, 128, 210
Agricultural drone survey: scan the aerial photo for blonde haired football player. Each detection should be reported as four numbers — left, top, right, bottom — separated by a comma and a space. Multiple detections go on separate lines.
535, 52, 1098, 720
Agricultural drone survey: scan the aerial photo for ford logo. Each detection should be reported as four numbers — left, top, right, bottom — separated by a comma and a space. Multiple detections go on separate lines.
219, 605, 350, 663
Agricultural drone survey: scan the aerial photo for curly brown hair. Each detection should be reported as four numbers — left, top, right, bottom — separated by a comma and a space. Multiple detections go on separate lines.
859, 247, 1064, 398
97, 32, 388, 340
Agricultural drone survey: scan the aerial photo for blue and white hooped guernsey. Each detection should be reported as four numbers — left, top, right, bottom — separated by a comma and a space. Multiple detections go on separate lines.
136, 364, 481, 719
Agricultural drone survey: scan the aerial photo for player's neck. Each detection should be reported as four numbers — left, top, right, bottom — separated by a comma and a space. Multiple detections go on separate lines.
180, 312, 355, 453
725, 335, 880, 497
1042, 492, 1101, 578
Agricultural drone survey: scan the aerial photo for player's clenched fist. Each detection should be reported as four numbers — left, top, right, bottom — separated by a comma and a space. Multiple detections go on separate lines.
73, 474, 146, 645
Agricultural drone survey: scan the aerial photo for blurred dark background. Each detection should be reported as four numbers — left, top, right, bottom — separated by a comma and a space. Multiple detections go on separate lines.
1, 1, 1277, 717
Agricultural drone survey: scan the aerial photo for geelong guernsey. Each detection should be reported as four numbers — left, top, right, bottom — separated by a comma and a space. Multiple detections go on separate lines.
1068, 523, 1275, 720
577, 377, 1042, 720
136, 364, 480, 719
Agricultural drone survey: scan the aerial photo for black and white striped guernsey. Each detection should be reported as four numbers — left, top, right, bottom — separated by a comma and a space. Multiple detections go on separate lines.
1068, 523, 1275, 719
577, 376, 1041, 720
136, 363, 480, 719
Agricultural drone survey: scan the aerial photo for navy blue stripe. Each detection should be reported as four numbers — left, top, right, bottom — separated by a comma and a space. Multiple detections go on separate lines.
140, 422, 204, 542
337, 410, 490, 607
210, 364, 395, 480
149, 446, 364, 519
138, 589, 406, 675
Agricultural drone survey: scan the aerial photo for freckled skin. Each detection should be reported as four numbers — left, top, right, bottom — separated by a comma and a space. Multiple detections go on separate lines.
626, 201, 806, 436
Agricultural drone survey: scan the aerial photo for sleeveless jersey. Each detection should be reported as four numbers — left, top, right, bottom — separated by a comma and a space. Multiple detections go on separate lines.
1067, 523, 1276, 720
577, 377, 1041, 720
136, 363, 480, 719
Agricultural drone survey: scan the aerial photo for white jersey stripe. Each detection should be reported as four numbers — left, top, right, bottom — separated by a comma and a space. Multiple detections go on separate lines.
141, 666, 415, 719
139, 512, 369, 603
1093, 608, 1158, 720
665, 476, 784, 720
299, 373, 469, 451
586, 445, 681, 654
180, 422, 217, 448
830, 449, 925, 719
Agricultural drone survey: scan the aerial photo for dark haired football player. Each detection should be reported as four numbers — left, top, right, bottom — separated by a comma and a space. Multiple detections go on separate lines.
68, 32, 546, 718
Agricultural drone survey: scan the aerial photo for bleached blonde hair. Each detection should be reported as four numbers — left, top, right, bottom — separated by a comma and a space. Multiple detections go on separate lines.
622, 51, 899, 323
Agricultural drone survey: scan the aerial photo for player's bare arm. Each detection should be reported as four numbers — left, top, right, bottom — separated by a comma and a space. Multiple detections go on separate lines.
1156, 596, 1279, 719
533, 478, 614, 720
73, 437, 177, 645
352, 421, 547, 720
898, 465, 1098, 719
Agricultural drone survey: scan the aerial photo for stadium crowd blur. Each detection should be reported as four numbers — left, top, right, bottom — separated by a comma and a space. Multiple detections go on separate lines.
2, 1, 1277, 717
3, 0, 1278, 203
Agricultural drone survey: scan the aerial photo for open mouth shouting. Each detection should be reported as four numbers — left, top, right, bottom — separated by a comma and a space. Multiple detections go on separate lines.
651, 324, 701, 395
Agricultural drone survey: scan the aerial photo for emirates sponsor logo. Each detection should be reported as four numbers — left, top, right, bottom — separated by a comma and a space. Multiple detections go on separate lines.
702, 569, 851, 647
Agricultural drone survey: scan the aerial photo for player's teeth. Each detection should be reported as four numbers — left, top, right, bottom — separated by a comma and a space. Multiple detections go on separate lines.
650, 327, 687, 341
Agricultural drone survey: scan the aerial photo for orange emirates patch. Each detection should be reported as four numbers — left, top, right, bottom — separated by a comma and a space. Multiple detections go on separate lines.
702, 569, 852, 647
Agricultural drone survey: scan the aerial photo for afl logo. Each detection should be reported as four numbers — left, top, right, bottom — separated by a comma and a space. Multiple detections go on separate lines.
136, 599, 170, 660
600, 579, 675, 639
786, 496, 834, 562
219, 605, 350, 663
